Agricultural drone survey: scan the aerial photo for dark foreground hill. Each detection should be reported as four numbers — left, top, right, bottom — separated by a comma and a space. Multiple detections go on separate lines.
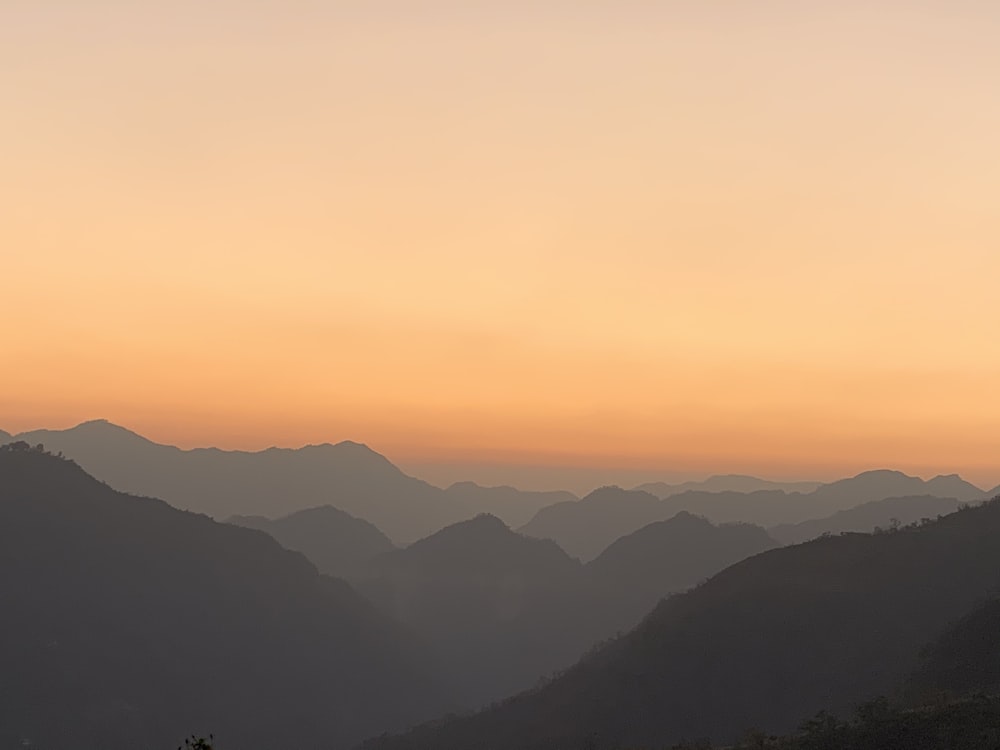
365, 497, 1000, 750
907, 597, 1000, 702
0, 443, 450, 750
3, 420, 574, 541
228, 505, 395, 578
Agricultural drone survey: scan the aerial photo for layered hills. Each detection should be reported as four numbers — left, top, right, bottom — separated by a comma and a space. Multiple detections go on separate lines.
228, 505, 396, 578
520, 471, 986, 560
366, 497, 1000, 750
1, 420, 574, 542
349, 512, 776, 708
0, 443, 450, 750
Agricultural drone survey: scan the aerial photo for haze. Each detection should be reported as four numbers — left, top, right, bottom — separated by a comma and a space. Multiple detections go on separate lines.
4, 1, 1000, 487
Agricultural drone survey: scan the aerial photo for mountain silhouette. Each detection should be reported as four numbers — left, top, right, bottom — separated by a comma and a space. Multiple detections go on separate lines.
227, 505, 395, 578
635, 474, 822, 497
0, 442, 450, 750
364, 497, 1000, 750
806, 470, 984, 510
3, 420, 574, 542
583, 512, 777, 635
906, 597, 1000, 703
351, 512, 778, 710
442, 482, 576, 529
520, 471, 987, 561
769, 494, 961, 545
518, 486, 663, 561
352, 514, 584, 708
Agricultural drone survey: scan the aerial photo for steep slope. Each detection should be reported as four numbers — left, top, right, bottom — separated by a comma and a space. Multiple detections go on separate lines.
227, 505, 395, 577
364, 498, 1000, 750
906, 597, 1000, 702
636, 475, 821, 498
770, 495, 962, 545
354, 515, 584, 707
6, 420, 557, 541
0, 443, 449, 750
584, 512, 777, 634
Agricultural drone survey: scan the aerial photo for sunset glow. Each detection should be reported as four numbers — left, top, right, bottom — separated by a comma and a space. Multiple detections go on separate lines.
4, 1, 1000, 487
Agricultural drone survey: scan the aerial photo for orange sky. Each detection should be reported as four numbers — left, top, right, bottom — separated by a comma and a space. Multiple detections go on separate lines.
3, 1, 1000, 489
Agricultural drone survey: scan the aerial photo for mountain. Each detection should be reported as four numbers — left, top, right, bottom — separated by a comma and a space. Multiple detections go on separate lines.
353, 514, 584, 708
988, 484, 1000, 498
442, 482, 576, 530
0, 442, 450, 750
584, 512, 777, 635
364, 497, 1000, 750
521, 471, 988, 561
0, 429, 10, 442
518, 486, 663, 561
808, 470, 984, 509
769, 495, 962, 545
3, 420, 569, 542
635, 475, 822, 498
906, 597, 1000, 703
227, 505, 395, 578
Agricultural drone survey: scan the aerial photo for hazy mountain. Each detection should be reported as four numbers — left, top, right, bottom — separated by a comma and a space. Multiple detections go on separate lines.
353, 512, 778, 709
808, 470, 984, 508
635, 475, 822, 498
353, 514, 584, 708
518, 486, 663, 561
988, 484, 1000, 498
0, 442, 450, 750
521, 470, 987, 561
365, 498, 1000, 750
584, 512, 777, 635
442, 482, 576, 530
228, 505, 395, 578
769, 495, 962, 545
3, 420, 569, 542
0, 429, 10, 442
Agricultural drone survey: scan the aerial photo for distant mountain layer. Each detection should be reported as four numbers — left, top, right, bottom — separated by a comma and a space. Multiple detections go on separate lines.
635, 474, 822, 497
1, 420, 575, 542
769, 495, 962, 545
228, 505, 396, 578
352, 514, 584, 707
521, 471, 986, 560
584, 512, 777, 635
0, 443, 450, 750
350, 512, 775, 710
367, 498, 1000, 750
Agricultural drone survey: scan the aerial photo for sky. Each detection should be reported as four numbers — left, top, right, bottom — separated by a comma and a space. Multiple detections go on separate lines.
3, 1, 1000, 490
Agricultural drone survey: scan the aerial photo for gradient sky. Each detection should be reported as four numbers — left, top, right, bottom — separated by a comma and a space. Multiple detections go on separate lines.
4, 1, 1000, 489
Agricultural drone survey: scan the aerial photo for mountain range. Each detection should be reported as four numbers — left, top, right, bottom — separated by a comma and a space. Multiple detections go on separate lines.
346, 511, 777, 708
0, 443, 451, 750
635, 474, 822, 497
520, 472, 987, 560
365, 495, 1000, 750
1, 421, 575, 543
769, 494, 962, 545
